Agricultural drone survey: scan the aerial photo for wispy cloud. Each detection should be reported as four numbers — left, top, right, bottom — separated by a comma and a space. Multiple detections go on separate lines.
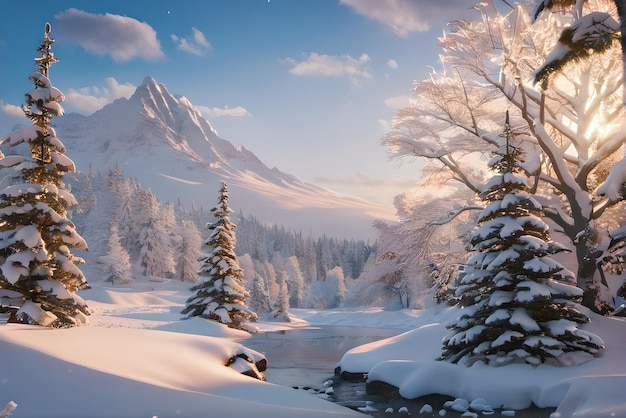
387, 59, 398, 70
378, 95, 414, 131
384, 95, 413, 110
340, 0, 477, 36
283, 52, 372, 85
54, 8, 164, 61
195, 105, 251, 118
171, 28, 211, 56
64, 77, 136, 114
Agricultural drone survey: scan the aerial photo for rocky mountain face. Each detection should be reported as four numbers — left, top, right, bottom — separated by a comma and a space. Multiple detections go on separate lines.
54, 76, 391, 239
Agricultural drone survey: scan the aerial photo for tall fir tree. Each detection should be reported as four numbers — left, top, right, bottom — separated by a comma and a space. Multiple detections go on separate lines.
137, 189, 175, 278
248, 275, 272, 315
99, 223, 132, 285
0, 23, 89, 327
273, 271, 291, 321
182, 181, 257, 331
441, 113, 604, 366
174, 219, 201, 283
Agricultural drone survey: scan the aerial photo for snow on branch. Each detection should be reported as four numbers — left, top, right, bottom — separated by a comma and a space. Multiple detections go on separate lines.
597, 158, 626, 202
533, 12, 619, 85
432, 205, 484, 226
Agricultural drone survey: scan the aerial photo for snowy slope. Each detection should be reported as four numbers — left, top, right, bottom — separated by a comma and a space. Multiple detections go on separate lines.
0, 279, 362, 418
55, 77, 393, 239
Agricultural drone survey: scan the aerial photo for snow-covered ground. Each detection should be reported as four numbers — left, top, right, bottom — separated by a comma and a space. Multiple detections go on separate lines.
337, 303, 626, 417
1, 277, 625, 417
0, 278, 363, 418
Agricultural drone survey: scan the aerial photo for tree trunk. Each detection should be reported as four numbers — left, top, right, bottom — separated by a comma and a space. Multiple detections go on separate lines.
576, 240, 612, 314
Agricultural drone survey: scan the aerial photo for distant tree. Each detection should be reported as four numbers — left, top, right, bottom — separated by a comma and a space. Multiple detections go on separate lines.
99, 222, 132, 285
174, 219, 201, 283
309, 266, 346, 309
0, 23, 89, 327
77, 165, 97, 214
181, 181, 257, 331
107, 165, 136, 255
442, 115, 604, 366
248, 275, 272, 315
284, 256, 305, 308
136, 189, 175, 278
273, 271, 291, 321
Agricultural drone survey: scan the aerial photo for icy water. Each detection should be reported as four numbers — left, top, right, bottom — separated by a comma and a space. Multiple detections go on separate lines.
245, 326, 557, 418
244, 326, 400, 389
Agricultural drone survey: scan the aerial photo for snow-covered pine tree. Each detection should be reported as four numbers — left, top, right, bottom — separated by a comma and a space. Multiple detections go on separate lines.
273, 271, 291, 321
174, 219, 201, 282
248, 275, 272, 315
77, 165, 97, 214
441, 113, 604, 366
137, 189, 175, 278
0, 23, 89, 327
99, 222, 132, 285
181, 181, 257, 331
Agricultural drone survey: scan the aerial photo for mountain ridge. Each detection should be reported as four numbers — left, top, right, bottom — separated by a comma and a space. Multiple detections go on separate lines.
53, 76, 392, 239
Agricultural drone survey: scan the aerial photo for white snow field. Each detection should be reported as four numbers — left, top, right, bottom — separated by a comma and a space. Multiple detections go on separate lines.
0, 279, 361, 418
1, 277, 625, 417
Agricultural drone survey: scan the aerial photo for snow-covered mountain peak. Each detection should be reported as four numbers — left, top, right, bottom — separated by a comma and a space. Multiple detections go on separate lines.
54, 77, 394, 239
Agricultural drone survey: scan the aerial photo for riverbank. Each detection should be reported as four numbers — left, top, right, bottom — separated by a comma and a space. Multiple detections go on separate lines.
243, 323, 557, 417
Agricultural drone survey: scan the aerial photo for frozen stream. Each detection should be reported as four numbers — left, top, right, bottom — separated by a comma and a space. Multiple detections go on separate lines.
242, 326, 557, 417
243, 326, 402, 389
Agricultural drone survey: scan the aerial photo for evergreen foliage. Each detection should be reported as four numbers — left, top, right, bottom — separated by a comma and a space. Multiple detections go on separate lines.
72, 166, 377, 309
174, 219, 201, 282
137, 190, 175, 278
0, 23, 89, 327
99, 222, 132, 285
273, 271, 290, 321
441, 115, 604, 366
248, 275, 272, 315
182, 181, 257, 331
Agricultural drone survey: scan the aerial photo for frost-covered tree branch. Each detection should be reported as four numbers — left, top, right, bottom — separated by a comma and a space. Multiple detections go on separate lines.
385, 0, 625, 312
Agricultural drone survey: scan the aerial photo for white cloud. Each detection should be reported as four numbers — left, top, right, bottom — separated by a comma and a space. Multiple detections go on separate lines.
195, 105, 251, 118
384, 95, 413, 110
387, 59, 398, 70
283, 52, 372, 85
171, 28, 212, 56
0, 100, 27, 133
377, 118, 391, 132
340, 0, 477, 36
1, 101, 24, 118
64, 77, 136, 115
54, 8, 164, 61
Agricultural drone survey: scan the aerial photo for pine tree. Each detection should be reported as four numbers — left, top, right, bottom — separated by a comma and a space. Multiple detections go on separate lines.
441, 113, 604, 366
0, 23, 89, 327
273, 271, 291, 321
175, 219, 201, 283
137, 189, 175, 278
99, 223, 132, 285
77, 165, 97, 214
181, 181, 257, 331
248, 275, 272, 315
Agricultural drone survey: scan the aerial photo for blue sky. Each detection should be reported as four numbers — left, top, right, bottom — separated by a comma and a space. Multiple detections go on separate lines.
0, 0, 479, 205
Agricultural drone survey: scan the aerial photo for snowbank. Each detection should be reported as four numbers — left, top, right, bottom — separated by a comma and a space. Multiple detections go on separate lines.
337, 305, 626, 417
0, 281, 362, 417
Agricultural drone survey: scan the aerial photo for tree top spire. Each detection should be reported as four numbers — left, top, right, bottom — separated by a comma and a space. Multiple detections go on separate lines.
35, 22, 58, 77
